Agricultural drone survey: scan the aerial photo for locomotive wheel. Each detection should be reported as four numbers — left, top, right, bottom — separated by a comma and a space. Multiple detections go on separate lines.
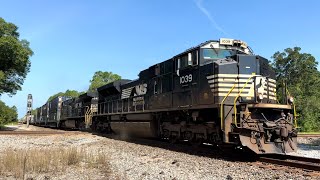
169, 132, 179, 144
169, 136, 178, 144
192, 139, 203, 147
161, 129, 170, 139
183, 131, 193, 141
78, 121, 85, 130
192, 133, 204, 147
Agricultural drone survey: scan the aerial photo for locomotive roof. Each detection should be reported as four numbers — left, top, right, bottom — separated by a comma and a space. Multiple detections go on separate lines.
136, 40, 219, 79
97, 79, 131, 92
97, 79, 132, 97
79, 91, 98, 99
174, 40, 218, 57
175, 39, 250, 57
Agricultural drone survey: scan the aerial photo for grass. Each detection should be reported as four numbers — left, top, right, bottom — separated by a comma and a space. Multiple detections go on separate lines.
0, 121, 19, 129
0, 147, 111, 179
5, 121, 19, 126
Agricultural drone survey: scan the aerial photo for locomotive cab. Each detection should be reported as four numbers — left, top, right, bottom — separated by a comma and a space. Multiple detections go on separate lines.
206, 39, 298, 154
170, 38, 297, 154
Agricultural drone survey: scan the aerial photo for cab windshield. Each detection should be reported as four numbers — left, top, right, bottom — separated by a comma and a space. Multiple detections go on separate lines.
202, 48, 236, 59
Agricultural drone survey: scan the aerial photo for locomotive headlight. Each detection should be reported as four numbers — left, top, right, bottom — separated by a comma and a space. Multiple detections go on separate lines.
257, 93, 263, 101
288, 96, 294, 104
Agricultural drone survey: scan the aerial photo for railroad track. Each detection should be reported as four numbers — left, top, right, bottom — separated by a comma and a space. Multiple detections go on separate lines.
258, 154, 320, 171
298, 134, 320, 137
0, 130, 77, 135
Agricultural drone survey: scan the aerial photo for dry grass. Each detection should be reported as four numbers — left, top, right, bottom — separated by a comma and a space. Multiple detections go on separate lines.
0, 147, 110, 179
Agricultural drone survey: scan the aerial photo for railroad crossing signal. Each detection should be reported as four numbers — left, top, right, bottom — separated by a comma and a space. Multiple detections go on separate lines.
26, 94, 33, 127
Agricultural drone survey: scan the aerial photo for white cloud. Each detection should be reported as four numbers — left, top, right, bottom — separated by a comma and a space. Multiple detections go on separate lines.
194, 0, 230, 37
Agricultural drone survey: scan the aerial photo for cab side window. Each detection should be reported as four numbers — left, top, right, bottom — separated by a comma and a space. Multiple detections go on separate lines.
180, 54, 189, 69
191, 50, 198, 66
175, 50, 198, 71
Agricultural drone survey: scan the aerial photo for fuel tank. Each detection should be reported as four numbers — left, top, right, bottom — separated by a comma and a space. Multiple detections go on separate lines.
110, 113, 159, 138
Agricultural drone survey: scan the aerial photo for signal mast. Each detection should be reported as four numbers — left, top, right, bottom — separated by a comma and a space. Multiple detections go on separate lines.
26, 94, 33, 127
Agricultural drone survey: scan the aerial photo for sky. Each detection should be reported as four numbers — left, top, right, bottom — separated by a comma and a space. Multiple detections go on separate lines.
0, 0, 320, 118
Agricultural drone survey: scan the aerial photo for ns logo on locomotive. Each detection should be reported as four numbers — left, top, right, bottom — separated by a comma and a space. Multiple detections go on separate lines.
33, 38, 298, 154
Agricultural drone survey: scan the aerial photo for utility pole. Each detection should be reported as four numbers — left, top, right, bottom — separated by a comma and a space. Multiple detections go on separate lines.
26, 94, 32, 128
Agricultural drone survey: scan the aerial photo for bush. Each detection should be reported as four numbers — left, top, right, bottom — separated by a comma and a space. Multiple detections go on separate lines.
0, 100, 17, 126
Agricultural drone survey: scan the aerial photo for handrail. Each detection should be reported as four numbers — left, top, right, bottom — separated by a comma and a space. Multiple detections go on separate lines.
274, 91, 280, 104
286, 88, 298, 128
84, 106, 88, 127
293, 103, 297, 128
233, 73, 256, 128
84, 106, 92, 129
220, 83, 237, 130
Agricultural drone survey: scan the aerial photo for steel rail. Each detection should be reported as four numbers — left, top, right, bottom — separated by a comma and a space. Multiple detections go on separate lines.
298, 134, 320, 137
258, 154, 320, 171
0, 131, 67, 135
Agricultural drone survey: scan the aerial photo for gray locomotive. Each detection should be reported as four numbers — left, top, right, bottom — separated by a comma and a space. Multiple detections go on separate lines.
35, 38, 298, 154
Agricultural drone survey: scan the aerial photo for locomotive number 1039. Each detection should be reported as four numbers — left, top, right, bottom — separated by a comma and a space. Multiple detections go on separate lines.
180, 74, 192, 84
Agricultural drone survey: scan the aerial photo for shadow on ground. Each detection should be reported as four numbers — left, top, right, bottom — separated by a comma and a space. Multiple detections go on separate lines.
91, 132, 257, 163
0, 125, 21, 131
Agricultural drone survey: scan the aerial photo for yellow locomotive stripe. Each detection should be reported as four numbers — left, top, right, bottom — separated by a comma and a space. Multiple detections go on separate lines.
213, 88, 251, 92
206, 74, 276, 82
263, 95, 277, 99
206, 74, 277, 101
210, 83, 253, 88
208, 78, 276, 84
206, 74, 255, 79
264, 87, 276, 91
212, 92, 277, 100
211, 89, 276, 96
268, 79, 276, 83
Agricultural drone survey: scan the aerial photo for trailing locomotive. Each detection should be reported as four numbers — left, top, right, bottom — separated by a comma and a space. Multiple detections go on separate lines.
34, 38, 298, 154
34, 96, 69, 127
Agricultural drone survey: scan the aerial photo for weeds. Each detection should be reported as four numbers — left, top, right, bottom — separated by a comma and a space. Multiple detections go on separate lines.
0, 147, 110, 179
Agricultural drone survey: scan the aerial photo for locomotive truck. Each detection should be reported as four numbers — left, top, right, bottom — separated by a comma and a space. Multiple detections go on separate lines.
34, 38, 298, 154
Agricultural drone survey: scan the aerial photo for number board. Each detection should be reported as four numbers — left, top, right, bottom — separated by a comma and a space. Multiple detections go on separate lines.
180, 74, 193, 84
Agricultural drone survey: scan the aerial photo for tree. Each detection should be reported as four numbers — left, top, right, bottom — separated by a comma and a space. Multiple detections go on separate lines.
272, 47, 320, 132
31, 109, 37, 116
0, 100, 18, 125
64, 89, 83, 97
0, 17, 33, 95
47, 89, 83, 101
88, 71, 121, 91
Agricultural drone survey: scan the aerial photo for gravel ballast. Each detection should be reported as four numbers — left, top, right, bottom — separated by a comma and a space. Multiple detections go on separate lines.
0, 125, 319, 180
289, 137, 320, 159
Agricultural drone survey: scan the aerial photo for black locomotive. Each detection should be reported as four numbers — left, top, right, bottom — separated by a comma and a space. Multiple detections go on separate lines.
34, 38, 298, 154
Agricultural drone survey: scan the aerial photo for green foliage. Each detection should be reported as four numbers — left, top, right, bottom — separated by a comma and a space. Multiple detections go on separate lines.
88, 71, 121, 91
272, 47, 320, 132
47, 92, 64, 102
65, 89, 85, 97
0, 100, 18, 126
47, 89, 83, 102
0, 17, 33, 95
31, 109, 37, 116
